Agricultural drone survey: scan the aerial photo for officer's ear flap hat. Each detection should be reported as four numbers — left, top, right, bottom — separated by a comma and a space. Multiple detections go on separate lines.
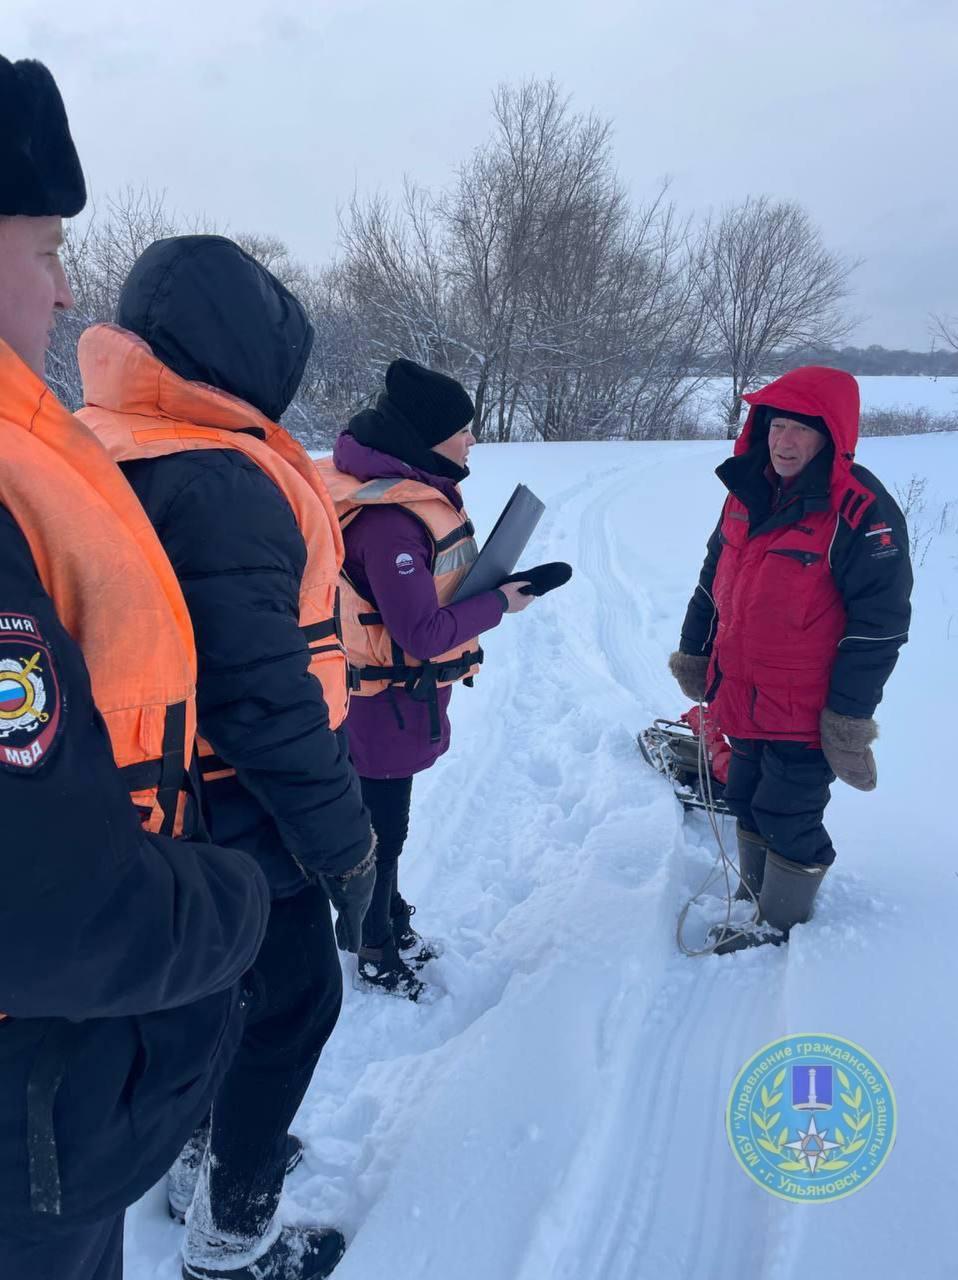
0, 55, 86, 217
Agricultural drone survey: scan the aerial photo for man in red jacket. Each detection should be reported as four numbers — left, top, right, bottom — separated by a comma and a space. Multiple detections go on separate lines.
670, 367, 912, 953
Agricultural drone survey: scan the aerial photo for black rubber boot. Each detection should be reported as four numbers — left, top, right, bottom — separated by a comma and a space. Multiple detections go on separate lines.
182, 1225, 345, 1279
734, 825, 768, 901
759, 850, 828, 933
712, 850, 828, 955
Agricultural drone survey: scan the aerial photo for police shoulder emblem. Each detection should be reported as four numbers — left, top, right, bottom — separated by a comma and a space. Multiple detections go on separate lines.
0, 613, 64, 772
726, 1032, 896, 1202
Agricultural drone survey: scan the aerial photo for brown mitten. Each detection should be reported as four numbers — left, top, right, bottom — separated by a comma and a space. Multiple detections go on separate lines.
668, 651, 710, 702
820, 708, 878, 791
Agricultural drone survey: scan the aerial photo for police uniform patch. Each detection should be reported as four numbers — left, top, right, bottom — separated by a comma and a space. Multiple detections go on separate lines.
0, 614, 64, 772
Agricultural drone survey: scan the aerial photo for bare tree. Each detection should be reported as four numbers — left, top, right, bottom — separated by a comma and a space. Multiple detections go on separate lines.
930, 312, 958, 354
699, 196, 856, 436
334, 80, 712, 444
445, 79, 620, 440
233, 231, 312, 293
337, 181, 461, 377
515, 188, 713, 441
53, 92, 866, 451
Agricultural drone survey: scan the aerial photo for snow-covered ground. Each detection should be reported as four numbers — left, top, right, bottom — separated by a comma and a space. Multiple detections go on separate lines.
689, 375, 958, 432
127, 434, 958, 1280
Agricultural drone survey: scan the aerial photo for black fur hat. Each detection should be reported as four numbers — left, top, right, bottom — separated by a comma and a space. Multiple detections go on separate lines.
0, 55, 86, 217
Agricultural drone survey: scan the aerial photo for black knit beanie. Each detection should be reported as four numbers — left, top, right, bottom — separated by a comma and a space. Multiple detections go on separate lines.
765, 406, 829, 436
382, 359, 475, 447
0, 56, 86, 216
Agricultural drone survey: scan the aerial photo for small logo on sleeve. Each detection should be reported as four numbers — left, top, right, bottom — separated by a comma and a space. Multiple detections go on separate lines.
866, 523, 899, 559
0, 616, 64, 772
395, 553, 416, 576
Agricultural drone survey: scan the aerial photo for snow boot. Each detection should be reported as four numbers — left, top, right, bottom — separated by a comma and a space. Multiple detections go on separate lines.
390, 893, 440, 966
181, 1225, 345, 1280
357, 933, 427, 1001
711, 850, 828, 955
169, 1134, 305, 1224
734, 825, 768, 901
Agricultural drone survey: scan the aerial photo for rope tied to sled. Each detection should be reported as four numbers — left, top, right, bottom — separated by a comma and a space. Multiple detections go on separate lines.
674, 700, 763, 958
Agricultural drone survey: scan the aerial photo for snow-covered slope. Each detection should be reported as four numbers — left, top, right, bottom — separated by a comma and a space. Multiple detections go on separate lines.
127, 435, 958, 1280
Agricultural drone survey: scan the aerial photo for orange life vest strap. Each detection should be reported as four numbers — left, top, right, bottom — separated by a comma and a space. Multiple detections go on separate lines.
197, 749, 236, 785
115, 700, 189, 837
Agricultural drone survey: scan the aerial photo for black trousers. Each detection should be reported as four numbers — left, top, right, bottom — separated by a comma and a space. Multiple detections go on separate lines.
724, 737, 836, 866
359, 776, 414, 946
0, 1211, 124, 1280
204, 882, 343, 1241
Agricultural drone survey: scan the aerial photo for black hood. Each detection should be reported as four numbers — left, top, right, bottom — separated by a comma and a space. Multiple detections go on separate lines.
116, 235, 313, 422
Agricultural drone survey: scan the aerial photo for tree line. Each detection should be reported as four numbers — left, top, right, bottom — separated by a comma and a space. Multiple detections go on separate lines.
745, 344, 958, 379
52, 77, 947, 448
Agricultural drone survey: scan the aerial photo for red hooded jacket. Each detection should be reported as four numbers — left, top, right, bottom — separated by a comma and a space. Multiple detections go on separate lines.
680, 366, 912, 745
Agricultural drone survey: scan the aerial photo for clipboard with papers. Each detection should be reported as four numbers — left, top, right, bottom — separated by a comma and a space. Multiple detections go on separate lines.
451, 484, 545, 603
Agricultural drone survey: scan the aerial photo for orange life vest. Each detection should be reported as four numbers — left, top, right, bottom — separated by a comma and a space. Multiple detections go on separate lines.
315, 459, 483, 733
77, 326, 350, 798
0, 338, 198, 838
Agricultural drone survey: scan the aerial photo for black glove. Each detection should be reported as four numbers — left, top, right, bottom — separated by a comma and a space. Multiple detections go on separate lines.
500, 561, 573, 597
320, 835, 377, 954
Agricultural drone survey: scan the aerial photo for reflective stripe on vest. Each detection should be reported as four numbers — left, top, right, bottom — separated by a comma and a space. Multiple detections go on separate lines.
315, 458, 483, 708
0, 339, 198, 839
77, 325, 350, 755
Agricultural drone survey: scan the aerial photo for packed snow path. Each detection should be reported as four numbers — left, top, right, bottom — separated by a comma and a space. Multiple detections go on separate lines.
128, 437, 958, 1280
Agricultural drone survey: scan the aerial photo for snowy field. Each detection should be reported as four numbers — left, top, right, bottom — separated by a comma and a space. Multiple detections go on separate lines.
127, 433, 957, 1280
689, 375, 958, 431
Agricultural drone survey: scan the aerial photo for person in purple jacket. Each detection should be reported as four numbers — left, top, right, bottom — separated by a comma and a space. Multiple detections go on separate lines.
327, 360, 534, 998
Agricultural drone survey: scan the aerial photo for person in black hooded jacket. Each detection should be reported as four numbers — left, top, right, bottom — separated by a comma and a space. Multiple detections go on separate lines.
78, 237, 374, 1280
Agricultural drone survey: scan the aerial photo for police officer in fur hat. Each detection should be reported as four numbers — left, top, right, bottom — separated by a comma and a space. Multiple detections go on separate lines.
0, 55, 269, 1280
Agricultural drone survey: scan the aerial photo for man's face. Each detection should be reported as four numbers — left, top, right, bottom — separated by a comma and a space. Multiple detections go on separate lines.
768, 416, 828, 479
0, 215, 74, 377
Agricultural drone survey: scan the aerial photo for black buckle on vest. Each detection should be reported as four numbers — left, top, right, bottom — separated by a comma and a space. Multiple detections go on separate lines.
117, 700, 188, 837
407, 663, 443, 742
155, 701, 188, 837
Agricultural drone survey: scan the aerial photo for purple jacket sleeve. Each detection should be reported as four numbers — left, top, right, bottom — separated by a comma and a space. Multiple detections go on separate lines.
357, 508, 505, 659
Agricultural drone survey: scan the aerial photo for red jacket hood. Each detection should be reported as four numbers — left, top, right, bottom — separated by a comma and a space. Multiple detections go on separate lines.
737, 366, 860, 482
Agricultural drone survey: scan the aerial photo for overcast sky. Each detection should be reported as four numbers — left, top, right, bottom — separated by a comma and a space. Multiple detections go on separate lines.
8, 0, 955, 348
